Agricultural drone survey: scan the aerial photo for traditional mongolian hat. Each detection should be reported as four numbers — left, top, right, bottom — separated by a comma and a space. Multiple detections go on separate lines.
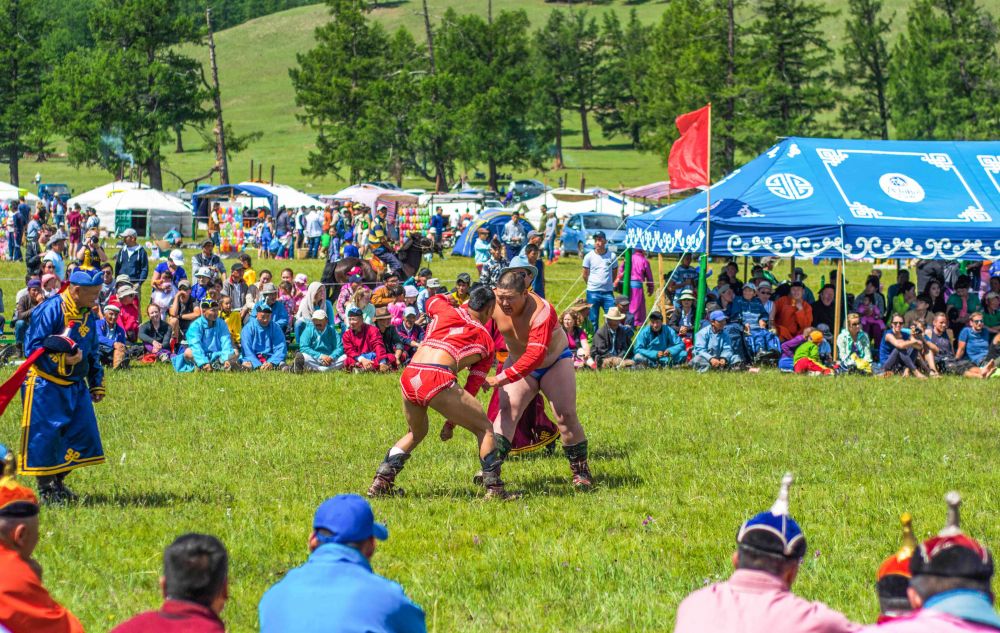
911, 492, 993, 581
737, 473, 807, 558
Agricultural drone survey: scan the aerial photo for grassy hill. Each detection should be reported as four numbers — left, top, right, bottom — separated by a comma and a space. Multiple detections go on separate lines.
28, 0, 1000, 197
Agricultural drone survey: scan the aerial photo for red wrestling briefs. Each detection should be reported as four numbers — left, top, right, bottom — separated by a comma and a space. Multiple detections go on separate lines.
400, 363, 457, 407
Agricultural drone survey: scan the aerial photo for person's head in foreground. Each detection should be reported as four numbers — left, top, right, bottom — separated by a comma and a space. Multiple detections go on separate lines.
162, 533, 228, 614
735, 473, 806, 587
875, 513, 917, 622
0, 450, 40, 562
310, 493, 387, 557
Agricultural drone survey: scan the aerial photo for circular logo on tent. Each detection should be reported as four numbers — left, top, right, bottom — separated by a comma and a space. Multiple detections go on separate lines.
879, 173, 925, 203
765, 173, 813, 200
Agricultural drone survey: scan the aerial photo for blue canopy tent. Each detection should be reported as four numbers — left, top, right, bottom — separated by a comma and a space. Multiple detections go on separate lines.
191, 184, 278, 220
625, 137, 1000, 261
452, 209, 535, 257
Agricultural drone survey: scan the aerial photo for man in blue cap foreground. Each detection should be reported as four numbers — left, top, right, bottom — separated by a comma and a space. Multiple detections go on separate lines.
0, 268, 108, 503
258, 494, 426, 633
673, 473, 859, 633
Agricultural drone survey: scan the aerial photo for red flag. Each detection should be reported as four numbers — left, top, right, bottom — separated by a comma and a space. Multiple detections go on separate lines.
0, 348, 45, 416
667, 104, 711, 190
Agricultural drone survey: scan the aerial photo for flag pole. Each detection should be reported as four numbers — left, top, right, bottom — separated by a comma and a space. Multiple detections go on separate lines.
694, 104, 712, 330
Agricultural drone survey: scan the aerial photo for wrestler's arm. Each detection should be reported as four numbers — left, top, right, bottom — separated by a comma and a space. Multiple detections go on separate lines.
489, 312, 553, 387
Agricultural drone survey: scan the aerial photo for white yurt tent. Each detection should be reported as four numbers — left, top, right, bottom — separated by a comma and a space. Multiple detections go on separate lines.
0, 182, 39, 203
518, 188, 647, 226
67, 180, 148, 210
236, 181, 318, 209
93, 189, 192, 237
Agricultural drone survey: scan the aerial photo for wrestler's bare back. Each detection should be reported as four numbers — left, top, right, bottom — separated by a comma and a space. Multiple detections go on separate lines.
493, 293, 568, 368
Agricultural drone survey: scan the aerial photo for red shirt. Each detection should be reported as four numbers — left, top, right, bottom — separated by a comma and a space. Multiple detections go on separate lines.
110, 599, 224, 633
341, 323, 390, 368
0, 545, 83, 633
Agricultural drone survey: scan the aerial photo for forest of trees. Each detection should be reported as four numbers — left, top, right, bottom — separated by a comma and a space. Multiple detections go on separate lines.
0, 0, 996, 190
292, 0, 1000, 190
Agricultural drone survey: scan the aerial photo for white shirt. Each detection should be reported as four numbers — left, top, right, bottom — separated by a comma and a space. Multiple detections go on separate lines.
582, 249, 616, 292
306, 211, 323, 238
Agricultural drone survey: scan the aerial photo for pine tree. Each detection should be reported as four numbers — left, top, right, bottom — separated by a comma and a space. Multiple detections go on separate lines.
532, 10, 571, 169
560, 10, 601, 151
838, 0, 892, 139
0, 0, 46, 185
889, 0, 1000, 139
744, 0, 838, 149
594, 10, 650, 149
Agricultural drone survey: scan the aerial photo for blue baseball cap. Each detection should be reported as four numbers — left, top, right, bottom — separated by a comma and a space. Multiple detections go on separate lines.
709, 309, 727, 322
313, 494, 388, 544
68, 268, 103, 287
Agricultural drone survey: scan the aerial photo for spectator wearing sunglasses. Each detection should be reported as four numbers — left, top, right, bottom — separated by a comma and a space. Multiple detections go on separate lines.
172, 298, 238, 373
879, 315, 925, 378
955, 312, 995, 377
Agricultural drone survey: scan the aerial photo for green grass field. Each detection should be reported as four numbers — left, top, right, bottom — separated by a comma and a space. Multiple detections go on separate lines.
1, 251, 998, 632
26, 0, 1000, 197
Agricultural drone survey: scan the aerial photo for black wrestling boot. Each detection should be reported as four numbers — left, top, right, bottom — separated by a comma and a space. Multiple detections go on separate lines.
480, 445, 517, 500
55, 472, 79, 502
474, 434, 512, 486
37, 476, 72, 504
564, 440, 593, 490
367, 452, 410, 497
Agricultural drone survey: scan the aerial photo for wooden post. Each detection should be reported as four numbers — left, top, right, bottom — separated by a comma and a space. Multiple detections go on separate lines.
270, 165, 275, 186
657, 254, 666, 314
790, 255, 796, 281
250, 159, 254, 182
833, 258, 844, 362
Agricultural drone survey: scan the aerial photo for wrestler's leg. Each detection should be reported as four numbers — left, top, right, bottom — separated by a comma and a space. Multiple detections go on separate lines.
539, 357, 592, 488
430, 385, 511, 497
494, 373, 538, 444
368, 398, 428, 497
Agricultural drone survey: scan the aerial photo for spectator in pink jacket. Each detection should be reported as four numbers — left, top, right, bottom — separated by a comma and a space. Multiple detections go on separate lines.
674, 473, 859, 633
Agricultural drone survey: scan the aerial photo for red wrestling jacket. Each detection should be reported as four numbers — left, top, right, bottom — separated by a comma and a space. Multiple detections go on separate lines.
422, 294, 494, 396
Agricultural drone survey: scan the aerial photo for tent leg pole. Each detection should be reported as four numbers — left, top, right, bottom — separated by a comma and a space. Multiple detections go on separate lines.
657, 254, 666, 314
790, 255, 796, 282
743, 256, 747, 284
833, 258, 844, 363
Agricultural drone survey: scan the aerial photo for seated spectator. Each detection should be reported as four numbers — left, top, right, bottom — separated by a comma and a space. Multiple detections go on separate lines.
299, 281, 336, 341
633, 310, 685, 368
793, 330, 832, 375
13, 279, 43, 353
811, 284, 838, 332
856, 293, 886, 353
293, 310, 345, 373
278, 281, 298, 324
418, 277, 443, 314
386, 287, 406, 325
219, 295, 243, 345
669, 252, 699, 287
251, 283, 290, 334
982, 291, 1000, 335
347, 287, 376, 325
239, 253, 256, 284
111, 284, 140, 342
946, 275, 981, 336
395, 307, 424, 357
222, 262, 251, 319
674, 474, 857, 633
41, 273, 59, 298
342, 308, 391, 373
374, 308, 405, 367
668, 289, 697, 341
591, 307, 635, 369
772, 281, 813, 341
836, 314, 873, 374
861, 493, 998, 633
903, 294, 932, 328
561, 310, 592, 369
97, 304, 129, 369
450, 272, 471, 305
874, 513, 916, 624
885, 268, 910, 312
240, 304, 288, 371
191, 267, 213, 303
854, 274, 887, 317
111, 533, 228, 633
880, 316, 926, 378
172, 299, 238, 372
0, 454, 84, 633
889, 281, 916, 322
953, 312, 996, 378
258, 494, 426, 633
691, 310, 742, 372
139, 303, 172, 362
167, 280, 200, 344
335, 275, 363, 324
150, 269, 177, 312
371, 271, 401, 308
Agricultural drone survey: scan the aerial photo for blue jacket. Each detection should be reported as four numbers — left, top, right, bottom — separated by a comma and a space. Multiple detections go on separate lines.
251, 300, 290, 332
240, 318, 288, 367
259, 543, 426, 633
634, 324, 683, 362
186, 316, 235, 367
96, 319, 128, 348
25, 292, 103, 389
299, 321, 343, 359
731, 296, 769, 328
694, 324, 740, 363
